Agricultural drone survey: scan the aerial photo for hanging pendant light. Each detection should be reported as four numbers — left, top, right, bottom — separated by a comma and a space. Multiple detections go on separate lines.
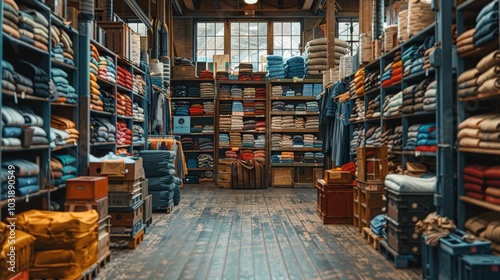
244, 0, 258, 4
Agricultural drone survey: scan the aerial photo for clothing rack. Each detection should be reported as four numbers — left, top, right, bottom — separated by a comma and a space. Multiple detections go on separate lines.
148, 135, 180, 150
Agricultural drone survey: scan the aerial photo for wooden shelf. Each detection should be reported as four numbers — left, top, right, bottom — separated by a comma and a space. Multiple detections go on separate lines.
133, 93, 145, 100
3, 33, 49, 56
183, 149, 214, 153
268, 78, 323, 83
117, 84, 133, 94
3, 91, 49, 102
90, 110, 113, 117
132, 65, 145, 75
349, 119, 365, 124
2, 145, 50, 152
186, 115, 216, 118
271, 147, 322, 152
402, 111, 435, 118
218, 130, 266, 133
271, 111, 319, 116
458, 147, 500, 156
270, 129, 318, 133
117, 115, 133, 120
174, 133, 214, 135
217, 80, 267, 85
91, 142, 116, 147
219, 98, 266, 101
132, 143, 145, 147
271, 163, 323, 167
269, 96, 319, 100
219, 147, 264, 150
364, 88, 380, 96
170, 97, 215, 100
383, 81, 402, 90
51, 59, 77, 71
383, 115, 402, 121
403, 68, 435, 82
52, 143, 78, 151
187, 168, 214, 171
117, 144, 131, 148
390, 150, 436, 157
0, 189, 50, 208
460, 196, 500, 212
51, 102, 77, 107
171, 78, 215, 81
96, 76, 115, 86
460, 94, 500, 102
90, 38, 115, 56
365, 117, 380, 122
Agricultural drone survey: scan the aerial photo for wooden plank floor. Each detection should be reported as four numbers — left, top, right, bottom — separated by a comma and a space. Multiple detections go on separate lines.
96, 186, 420, 280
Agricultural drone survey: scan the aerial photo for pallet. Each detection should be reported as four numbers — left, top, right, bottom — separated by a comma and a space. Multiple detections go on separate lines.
379, 240, 420, 268
153, 205, 173, 214
110, 228, 145, 249
31, 262, 98, 280
96, 251, 112, 274
362, 227, 384, 250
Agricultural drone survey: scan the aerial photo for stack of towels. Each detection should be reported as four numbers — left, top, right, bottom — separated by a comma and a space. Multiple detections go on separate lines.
116, 121, 132, 146
383, 91, 403, 118
407, 0, 435, 37
200, 82, 214, 98
285, 56, 305, 78
239, 63, 253, 81
416, 123, 437, 153
266, 55, 285, 79
117, 66, 133, 90
271, 86, 283, 96
203, 101, 214, 115
458, 114, 500, 149
231, 86, 242, 98
457, 50, 500, 100
456, 0, 499, 57
50, 154, 77, 187
133, 103, 145, 122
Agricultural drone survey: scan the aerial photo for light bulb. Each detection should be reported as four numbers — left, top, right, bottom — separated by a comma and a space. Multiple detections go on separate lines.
244, 0, 258, 4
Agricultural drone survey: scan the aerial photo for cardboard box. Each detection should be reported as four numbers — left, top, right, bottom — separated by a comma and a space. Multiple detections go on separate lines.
65, 196, 109, 220
66, 176, 108, 200
324, 170, 354, 184
108, 179, 142, 193
173, 66, 196, 78
141, 179, 149, 200
272, 168, 294, 188
386, 1, 409, 25
89, 158, 144, 181
108, 202, 144, 227
143, 195, 153, 224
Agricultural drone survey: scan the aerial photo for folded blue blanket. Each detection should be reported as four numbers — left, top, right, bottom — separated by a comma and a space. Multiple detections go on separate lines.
385, 174, 436, 193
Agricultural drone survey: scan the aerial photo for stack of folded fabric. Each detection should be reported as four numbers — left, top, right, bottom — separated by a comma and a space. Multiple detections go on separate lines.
350, 125, 365, 153
304, 38, 349, 76
484, 165, 500, 205
243, 87, 256, 99
116, 93, 132, 117
231, 113, 243, 130
229, 133, 242, 147
199, 70, 213, 79
292, 135, 304, 147
3, 0, 20, 40
200, 82, 214, 98
243, 120, 256, 131
219, 85, 231, 98
456, 0, 498, 57
89, 72, 103, 112
266, 55, 285, 79
463, 164, 490, 200
389, 126, 403, 151
116, 121, 132, 146
49, 67, 75, 104
404, 162, 432, 178
219, 101, 232, 115
173, 86, 187, 97
281, 116, 294, 129
392, 52, 403, 86
242, 134, 255, 147
314, 152, 324, 163
272, 101, 285, 112
252, 72, 267, 81
280, 135, 293, 148
305, 116, 319, 129
239, 63, 253, 81
366, 126, 382, 147
364, 70, 380, 92
271, 134, 281, 149
407, 0, 435, 37
350, 98, 365, 121
97, 56, 117, 84
255, 87, 266, 100
16, 8, 45, 51
51, 114, 78, 145
216, 71, 229, 80
187, 158, 198, 168
202, 125, 214, 134
219, 115, 231, 130
219, 134, 230, 147
175, 101, 190, 116
285, 56, 305, 78
117, 66, 133, 90
414, 78, 433, 113
303, 134, 315, 147
271, 116, 282, 130
353, 68, 365, 96
90, 117, 116, 143
150, 72, 165, 92
203, 101, 214, 115
256, 120, 266, 132
99, 91, 114, 114
133, 124, 144, 145
306, 101, 319, 113
384, 25, 398, 52
225, 150, 238, 159
404, 124, 422, 151
181, 137, 194, 150
187, 86, 200, 97
191, 125, 203, 133
189, 103, 204, 116
232, 101, 244, 115
133, 75, 146, 96
199, 138, 214, 151
423, 80, 437, 111
253, 150, 265, 162
243, 101, 255, 116
52, 154, 77, 185
402, 83, 418, 114
465, 212, 500, 255
254, 135, 265, 149
51, 26, 75, 66
381, 62, 393, 88
457, 50, 499, 100
366, 95, 381, 119
295, 117, 305, 129
402, 45, 421, 77
314, 139, 323, 148
240, 150, 253, 161
383, 91, 403, 118
416, 123, 437, 153
303, 152, 314, 163
1, 159, 39, 196
458, 114, 500, 149
271, 85, 283, 96
2, 60, 33, 98
231, 86, 243, 98
423, 44, 435, 71
295, 103, 306, 112
133, 103, 145, 122
255, 101, 266, 115
359, 32, 372, 64
2, 106, 45, 147
398, 10, 409, 43
280, 152, 294, 163
198, 154, 214, 168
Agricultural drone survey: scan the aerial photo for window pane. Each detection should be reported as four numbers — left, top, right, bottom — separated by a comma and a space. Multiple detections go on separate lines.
274, 37, 282, 49
259, 37, 267, 49
196, 22, 225, 65
259, 23, 267, 34
207, 37, 216, 49
283, 23, 291, 35
249, 23, 258, 35
206, 50, 215, 62
231, 36, 239, 49
198, 23, 206, 36
216, 37, 224, 49
240, 50, 249, 63
207, 23, 215, 35
250, 50, 258, 63
274, 23, 282, 35
240, 23, 249, 35
292, 22, 301, 34
197, 37, 206, 49
216, 23, 224, 35
231, 23, 239, 34
249, 36, 258, 49
240, 37, 249, 49
292, 36, 300, 48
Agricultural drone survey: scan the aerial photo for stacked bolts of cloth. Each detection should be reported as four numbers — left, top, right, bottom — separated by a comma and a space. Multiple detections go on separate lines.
133, 75, 145, 96
200, 82, 214, 98
458, 114, 500, 150
457, 50, 500, 100
266, 55, 286, 79
254, 135, 265, 148
398, 10, 409, 43
408, 0, 435, 38
304, 38, 349, 76
133, 124, 144, 145
271, 116, 282, 130
285, 56, 305, 78
18, 7, 49, 52
239, 63, 253, 81
133, 102, 145, 122
306, 101, 319, 113
255, 101, 266, 115
140, 150, 179, 208
116, 121, 132, 146
231, 115, 244, 131
383, 91, 403, 118
117, 65, 133, 90
116, 92, 133, 117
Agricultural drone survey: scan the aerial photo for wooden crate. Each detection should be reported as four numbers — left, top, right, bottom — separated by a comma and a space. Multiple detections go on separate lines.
362, 227, 384, 250
217, 171, 232, 188
64, 196, 109, 220
98, 21, 133, 61
272, 168, 294, 188
358, 180, 385, 231
173, 66, 196, 78
353, 185, 361, 231
315, 179, 354, 224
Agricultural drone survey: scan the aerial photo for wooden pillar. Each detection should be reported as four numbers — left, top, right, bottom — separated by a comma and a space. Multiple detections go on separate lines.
326, 0, 336, 69
359, 0, 373, 34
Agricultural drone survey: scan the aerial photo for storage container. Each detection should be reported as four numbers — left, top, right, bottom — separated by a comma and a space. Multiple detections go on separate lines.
315, 179, 354, 224
108, 187, 142, 208
459, 254, 500, 280
65, 176, 108, 200
387, 189, 435, 225
386, 217, 421, 255
64, 196, 108, 220
108, 200, 144, 227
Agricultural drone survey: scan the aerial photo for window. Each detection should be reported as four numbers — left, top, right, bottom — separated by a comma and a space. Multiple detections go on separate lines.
128, 23, 148, 36
337, 18, 359, 56
230, 22, 267, 72
196, 22, 225, 62
273, 22, 301, 59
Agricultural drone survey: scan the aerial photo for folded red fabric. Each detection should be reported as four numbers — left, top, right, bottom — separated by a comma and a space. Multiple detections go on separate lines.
485, 166, 500, 180
467, 191, 485, 200
464, 174, 485, 186
486, 180, 500, 188
464, 164, 490, 179
464, 183, 484, 193
485, 195, 500, 205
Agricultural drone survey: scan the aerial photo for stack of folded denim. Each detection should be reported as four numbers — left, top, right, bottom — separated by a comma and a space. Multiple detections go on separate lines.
242, 134, 255, 147
366, 126, 382, 147
219, 85, 231, 98
350, 98, 365, 121
139, 150, 177, 207
306, 101, 319, 112
116, 92, 133, 117
416, 123, 437, 153
51, 114, 77, 145
266, 55, 285, 79
285, 56, 305, 78
271, 85, 283, 96
98, 56, 117, 84
423, 80, 437, 111
371, 214, 386, 238
243, 101, 255, 116
133, 103, 145, 122
402, 45, 422, 77
229, 133, 242, 147
189, 103, 204, 116
187, 86, 200, 97
2, 0, 20, 40
292, 135, 304, 147
366, 95, 381, 119
457, 50, 499, 99
133, 124, 144, 145
175, 101, 190, 116
133, 75, 145, 96
52, 154, 77, 186
383, 91, 403, 118
231, 86, 243, 98
254, 135, 265, 148
51, 26, 74, 66
90, 117, 116, 143
181, 137, 195, 150
364, 70, 380, 92
458, 114, 500, 149
203, 102, 214, 115
2, 159, 40, 196
200, 82, 214, 98
198, 154, 214, 168
350, 125, 365, 153
408, 0, 435, 37
256, 120, 266, 132
116, 121, 132, 146
199, 138, 214, 150
219, 133, 230, 147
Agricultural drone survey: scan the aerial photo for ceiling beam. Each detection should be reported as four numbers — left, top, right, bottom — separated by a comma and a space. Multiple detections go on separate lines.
182, 0, 195, 10
174, 10, 326, 18
302, 0, 314, 10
